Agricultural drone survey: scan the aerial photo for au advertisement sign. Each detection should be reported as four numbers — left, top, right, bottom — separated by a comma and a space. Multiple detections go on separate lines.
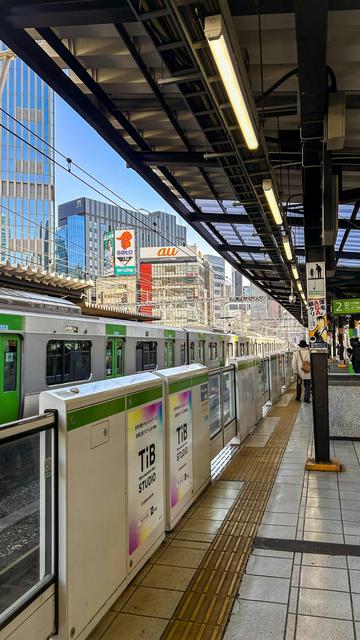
128, 400, 163, 556
308, 298, 328, 349
169, 389, 193, 508
115, 229, 136, 276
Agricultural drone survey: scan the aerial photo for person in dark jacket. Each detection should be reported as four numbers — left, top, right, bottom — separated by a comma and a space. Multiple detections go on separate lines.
351, 338, 360, 373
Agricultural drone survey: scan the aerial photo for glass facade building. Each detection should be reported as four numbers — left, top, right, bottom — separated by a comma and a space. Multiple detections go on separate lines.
0, 45, 55, 268
56, 197, 187, 280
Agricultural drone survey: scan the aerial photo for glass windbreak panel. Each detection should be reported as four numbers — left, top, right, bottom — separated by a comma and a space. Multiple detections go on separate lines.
180, 342, 186, 365
0, 429, 54, 625
4, 340, 17, 391
115, 340, 124, 376
105, 339, 113, 377
223, 370, 235, 426
208, 373, 221, 438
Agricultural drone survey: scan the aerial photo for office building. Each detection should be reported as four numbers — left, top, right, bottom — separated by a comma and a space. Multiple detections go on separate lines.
56, 197, 187, 280
204, 254, 229, 324
140, 245, 209, 326
232, 269, 243, 297
95, 276, 137, 310
0, 48, 55, 268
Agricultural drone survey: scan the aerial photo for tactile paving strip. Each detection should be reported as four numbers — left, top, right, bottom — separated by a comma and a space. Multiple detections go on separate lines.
161, 396, 300, 640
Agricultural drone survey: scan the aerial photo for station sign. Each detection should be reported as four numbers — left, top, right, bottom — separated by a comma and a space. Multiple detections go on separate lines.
332, 298, 360, 315
306, 261, 326, 300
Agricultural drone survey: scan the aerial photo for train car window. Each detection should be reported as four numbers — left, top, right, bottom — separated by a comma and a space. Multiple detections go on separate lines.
227, 343, 233, 358
209, 342, 218, 361
180, 341, 186, 365
220, 341, 225, 361
235, 342, 239, 357
198, 340, 205, 364
46, 340, 91, 385
4, 340, 17, 391
105, 339, 113, 377
136, 341, 157, 371
240, 343, 244, 356
189, 341, 195, 363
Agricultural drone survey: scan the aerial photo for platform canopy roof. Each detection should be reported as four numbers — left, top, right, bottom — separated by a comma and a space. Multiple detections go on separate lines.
2, 0, 360, 320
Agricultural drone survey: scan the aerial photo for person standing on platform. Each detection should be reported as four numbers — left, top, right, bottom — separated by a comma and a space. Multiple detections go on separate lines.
351, 338, 360, 373
292, 340, 311, 403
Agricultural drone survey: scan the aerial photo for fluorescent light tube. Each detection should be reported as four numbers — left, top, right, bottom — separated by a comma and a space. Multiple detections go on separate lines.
282, 235, 292, 261
205, 15, 258, 150
291, 264, 299, 280
296, 281, 303, 292
263, 179, 282, 225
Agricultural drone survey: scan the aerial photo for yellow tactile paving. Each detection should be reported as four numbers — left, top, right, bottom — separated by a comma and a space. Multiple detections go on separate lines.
89, 390, 300, 640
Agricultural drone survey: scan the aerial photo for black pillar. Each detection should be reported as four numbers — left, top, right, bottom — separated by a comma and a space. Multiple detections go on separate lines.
332, 316, 336, 358
311, 351, 330, 462
338, 315, 344, 362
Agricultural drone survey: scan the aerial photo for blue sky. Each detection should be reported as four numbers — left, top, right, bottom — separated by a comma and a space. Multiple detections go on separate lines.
55, 96, 219, 257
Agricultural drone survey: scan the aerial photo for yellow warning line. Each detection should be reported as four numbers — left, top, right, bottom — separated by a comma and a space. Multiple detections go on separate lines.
161, 396, 300, 639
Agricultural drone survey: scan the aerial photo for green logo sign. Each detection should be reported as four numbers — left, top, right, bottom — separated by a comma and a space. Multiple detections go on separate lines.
332, 299, 360, 314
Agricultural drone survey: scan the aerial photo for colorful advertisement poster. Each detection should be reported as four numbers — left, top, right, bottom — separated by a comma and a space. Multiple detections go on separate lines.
115, 229, 136, 276
169, 389, 193, 508
128, 400, 163, 556
308, 298, 328, 349
103, 230, 114, 276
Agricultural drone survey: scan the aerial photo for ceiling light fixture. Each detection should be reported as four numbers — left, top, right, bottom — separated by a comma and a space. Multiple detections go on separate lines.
262, 179, 283, 225
204, 15, 258, 150
291, 264, 299, 280
282, 235, 292, 261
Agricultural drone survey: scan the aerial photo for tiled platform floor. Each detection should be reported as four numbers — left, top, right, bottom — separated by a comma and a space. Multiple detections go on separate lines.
88, 388, 360, 640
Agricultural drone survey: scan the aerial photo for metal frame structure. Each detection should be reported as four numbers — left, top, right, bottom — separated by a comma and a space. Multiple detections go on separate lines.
1, 1, 360, 321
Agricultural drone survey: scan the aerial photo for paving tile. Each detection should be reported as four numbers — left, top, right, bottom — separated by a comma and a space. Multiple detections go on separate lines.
199, 496, 235, 509
304, 518, 343, 534
261, 512, 298, 526
169, 538, 211, 551
194, 507, 230, 521
246, 555, 293, 578
140, 564, 196, 591
180, 518, 222, 534
157, 546, 206, 568
257, 523, 296, 539
302, 553, 346, 569
307, 489, 339, 498
352, 593, 360, 621
122, 586, 182, 619
340, 501, 360, 511
348, 557, 360, 571
350, 570, 360, 593
342, 510, 360, 523
345, 535, 360, 545
303, 531, 344, 544
87, 612, 117, 640
252, 548, 294, 559
344, 522, 360, 536
298, 588, 353, 619
175, 530, 216, 543
300, 565, 349, 591
238, 574, 290, 604
291, 564, 300, 587
111, 586, 137, 612
305, 507, 341, 520
224, 600, 287, 640
295, 615, 355, 640
306, 498, 340, 509
101, 613, 168, 640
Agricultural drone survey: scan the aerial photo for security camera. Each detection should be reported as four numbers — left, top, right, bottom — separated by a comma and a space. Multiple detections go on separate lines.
289, 294, 296, 304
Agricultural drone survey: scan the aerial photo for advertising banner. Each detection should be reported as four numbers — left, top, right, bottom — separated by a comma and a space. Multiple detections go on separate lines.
103, 230, 115, 276
128, 400, 163, 556
115, 229, 136, 276
169, 389, 193, 508
306, 261, 326, 300
308, 298, 328, 349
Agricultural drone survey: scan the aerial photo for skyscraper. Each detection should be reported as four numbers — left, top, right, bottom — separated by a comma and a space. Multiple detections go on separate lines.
204, 254, 226, 323
0, 47, 55, 269
56, 197, 187, 280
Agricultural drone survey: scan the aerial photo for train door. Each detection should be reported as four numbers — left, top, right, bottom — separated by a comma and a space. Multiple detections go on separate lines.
105, 337, 124, 378
164, 340, 175, 368
0, 335, 21, 423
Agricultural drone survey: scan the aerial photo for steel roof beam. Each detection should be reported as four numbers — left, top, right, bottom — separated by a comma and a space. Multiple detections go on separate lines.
1, 0, 134, 28
137, 152, 219, 167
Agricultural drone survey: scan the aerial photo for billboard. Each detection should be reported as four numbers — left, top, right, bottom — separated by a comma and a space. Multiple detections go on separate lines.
115, 229, 136, 276
103, 230, 115, 276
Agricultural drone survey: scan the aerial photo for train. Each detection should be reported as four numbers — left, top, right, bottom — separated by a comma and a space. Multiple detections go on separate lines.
0, 288, 288, 424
